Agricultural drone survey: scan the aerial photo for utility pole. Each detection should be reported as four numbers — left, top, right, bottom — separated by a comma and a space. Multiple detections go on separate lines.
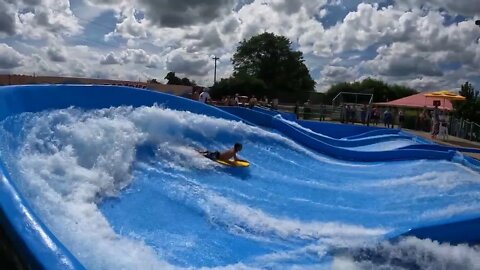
212, 56, 219, 84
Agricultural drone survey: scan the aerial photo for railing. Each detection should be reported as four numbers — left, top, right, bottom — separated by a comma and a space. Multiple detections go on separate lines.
331, 92, 374, 107
450, 118, 480, 142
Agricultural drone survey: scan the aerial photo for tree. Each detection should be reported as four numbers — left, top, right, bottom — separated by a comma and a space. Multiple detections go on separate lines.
454, 82, 480, 122
324, 78, 417, 104
210, 75, 267, 99
164, 72, 196, 86
231, 32, 315, 101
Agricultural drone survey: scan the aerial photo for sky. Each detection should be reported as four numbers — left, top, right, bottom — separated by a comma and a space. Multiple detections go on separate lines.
0, 0, 479, 92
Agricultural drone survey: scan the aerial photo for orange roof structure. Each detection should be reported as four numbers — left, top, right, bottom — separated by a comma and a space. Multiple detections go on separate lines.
374, 92, 455, 111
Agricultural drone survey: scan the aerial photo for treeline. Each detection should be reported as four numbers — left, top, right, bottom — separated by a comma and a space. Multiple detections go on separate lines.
454, 82, 480, 123
323, 78, 418, 104
162, 72, 197, 86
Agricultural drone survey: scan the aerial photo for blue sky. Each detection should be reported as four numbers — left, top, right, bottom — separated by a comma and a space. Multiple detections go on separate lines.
0, 0, 479, 92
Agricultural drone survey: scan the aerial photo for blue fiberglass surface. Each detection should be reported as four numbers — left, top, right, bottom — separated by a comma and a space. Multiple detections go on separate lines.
0, 85, 480, 269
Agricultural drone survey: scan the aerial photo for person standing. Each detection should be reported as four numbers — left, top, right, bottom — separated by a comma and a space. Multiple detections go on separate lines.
351, 106, 357, 124
272, 98, 279, 110
248, 95, 258, 109
398, 109, 405, 129
438, 110, 449, 140
303, 100, 311, 119
192, 90, 200, 101
360, 105, 367, 125
431, 106, 440, 138
199, 88, 211, 104
384, 109, 393, 128
294, 102, 299, 119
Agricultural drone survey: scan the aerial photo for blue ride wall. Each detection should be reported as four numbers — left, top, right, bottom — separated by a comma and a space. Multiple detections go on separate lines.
0, 85, 478, 269
220, 106, 456, 162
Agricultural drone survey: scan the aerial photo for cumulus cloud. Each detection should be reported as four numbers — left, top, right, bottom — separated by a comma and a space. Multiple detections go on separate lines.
138, 0, 235, 27
100, 49, 159, 68
46, 46, 67, 62
0, 0, 82, 39
166, 49, 212, 77
100, 52, 122, 65
0, 1, 16, 36
364, 43, 443, 77
397, 0, 480, 16
105, 8, 148, 41
3, 0, 480, 90
0, 43, 25, 69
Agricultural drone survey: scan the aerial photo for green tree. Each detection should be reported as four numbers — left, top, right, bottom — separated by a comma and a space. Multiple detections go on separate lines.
164, 72, 196, 86
231, 32, 315, 101
324, 78, 417, 104
454, 82, 480, 122
210, 75, 267, 99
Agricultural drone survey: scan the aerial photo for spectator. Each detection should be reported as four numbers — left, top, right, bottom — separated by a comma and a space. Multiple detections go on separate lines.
272, 98, 279, 110
361, 105, 367, 125
260, 96, 269, 106
248, 95, 258, 108
303, 100, 311, 120
320, 105, 327, 121
370, 107, 379, 126
384, 109, 393, 128
199, 88, 211, 104
222, 96, 230, 106
340, 104, 346, 123
234, 93, 240, 105
229, 96, 237, 106
398, 109, 405, 129
438, 110, 449, 140
431, 106, 440, 138
294, 101, 299, 119
345, 105, 351, 124
351, 106, 357, 124
192, 90, 200, 101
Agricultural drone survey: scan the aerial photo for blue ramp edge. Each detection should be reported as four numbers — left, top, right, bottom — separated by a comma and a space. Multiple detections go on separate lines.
0, 163, 85, 270
271, 117, 455, 162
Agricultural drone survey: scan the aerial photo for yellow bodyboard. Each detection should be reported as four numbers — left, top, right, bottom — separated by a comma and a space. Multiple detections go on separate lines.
199, 151, 250, 167
215, 159, 250, 167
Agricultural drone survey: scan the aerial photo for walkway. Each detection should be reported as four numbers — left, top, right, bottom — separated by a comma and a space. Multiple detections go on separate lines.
405, 129, 480, 160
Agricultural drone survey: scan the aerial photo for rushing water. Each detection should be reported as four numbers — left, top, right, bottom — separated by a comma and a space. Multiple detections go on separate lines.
0, 106, 479, 269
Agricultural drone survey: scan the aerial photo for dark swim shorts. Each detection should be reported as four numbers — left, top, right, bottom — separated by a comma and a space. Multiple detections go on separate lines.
206, 151, 220, 160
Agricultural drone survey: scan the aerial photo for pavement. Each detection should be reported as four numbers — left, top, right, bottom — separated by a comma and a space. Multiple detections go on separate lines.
405, 129, 480, 160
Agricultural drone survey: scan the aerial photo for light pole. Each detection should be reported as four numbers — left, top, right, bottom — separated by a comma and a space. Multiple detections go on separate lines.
212, 56, 219, 84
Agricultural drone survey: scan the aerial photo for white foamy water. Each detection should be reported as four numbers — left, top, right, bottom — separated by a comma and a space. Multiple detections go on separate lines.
332, 237, 480, 270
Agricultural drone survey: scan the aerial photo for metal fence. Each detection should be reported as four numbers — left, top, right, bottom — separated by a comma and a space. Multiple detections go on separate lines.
449, 118, 480, 142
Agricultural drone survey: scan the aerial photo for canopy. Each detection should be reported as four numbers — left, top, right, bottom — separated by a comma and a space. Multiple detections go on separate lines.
374, 92, 455, 111
424, 90, 466, 101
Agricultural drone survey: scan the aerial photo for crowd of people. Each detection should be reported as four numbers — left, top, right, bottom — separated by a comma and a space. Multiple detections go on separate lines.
340, 104, 406, 129
190, 88, 279, 110
190, 88, 450, 139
